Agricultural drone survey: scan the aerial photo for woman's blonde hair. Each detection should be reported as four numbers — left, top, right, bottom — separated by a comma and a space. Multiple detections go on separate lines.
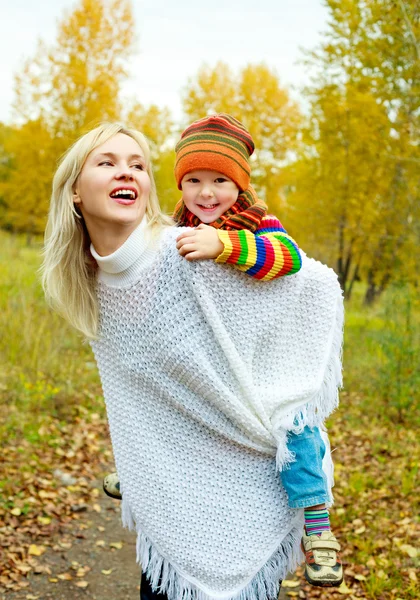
42, 122, 173, 339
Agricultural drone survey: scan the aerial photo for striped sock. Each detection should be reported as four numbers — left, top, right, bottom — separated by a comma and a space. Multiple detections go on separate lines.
304, 508, 331, 536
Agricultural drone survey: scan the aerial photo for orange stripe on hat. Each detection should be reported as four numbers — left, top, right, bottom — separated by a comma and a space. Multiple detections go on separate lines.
174, 114, 255, 191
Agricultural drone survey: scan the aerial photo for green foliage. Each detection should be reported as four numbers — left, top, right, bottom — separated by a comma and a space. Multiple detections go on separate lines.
286, 0, 419, 296
2, 0, 137, 235
369, 283, 420, 423
0, 231, 102, 439
344, 282, 419, 425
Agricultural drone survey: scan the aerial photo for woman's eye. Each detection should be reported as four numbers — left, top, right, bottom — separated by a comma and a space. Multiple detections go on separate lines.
99, 160, 113, 166
133, 164, 145, 170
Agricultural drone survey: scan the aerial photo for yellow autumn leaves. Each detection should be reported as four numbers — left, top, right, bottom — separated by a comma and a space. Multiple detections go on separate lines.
0, 0, 418, 301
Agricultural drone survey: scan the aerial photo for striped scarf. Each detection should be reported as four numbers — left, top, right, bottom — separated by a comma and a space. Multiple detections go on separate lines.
173, 185, 267, 232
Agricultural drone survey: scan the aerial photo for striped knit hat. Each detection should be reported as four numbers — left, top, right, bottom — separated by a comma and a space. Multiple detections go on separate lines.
174, 114, 255, 192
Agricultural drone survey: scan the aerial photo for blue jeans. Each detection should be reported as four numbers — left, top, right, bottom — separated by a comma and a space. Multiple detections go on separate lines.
280, 426, 329, 509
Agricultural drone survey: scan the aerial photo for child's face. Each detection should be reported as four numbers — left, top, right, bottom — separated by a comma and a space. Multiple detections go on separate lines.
181, 170, 240, 223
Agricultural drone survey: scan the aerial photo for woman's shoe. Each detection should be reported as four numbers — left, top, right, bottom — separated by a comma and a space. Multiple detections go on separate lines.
103, 472, 122, 500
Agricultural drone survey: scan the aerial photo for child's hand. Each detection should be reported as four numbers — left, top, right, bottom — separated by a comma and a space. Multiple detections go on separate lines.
176, 224, 224, 261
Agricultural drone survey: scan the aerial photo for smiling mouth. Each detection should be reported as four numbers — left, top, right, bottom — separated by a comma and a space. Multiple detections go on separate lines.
198, 204, 218, 210
110, 188, 138, 200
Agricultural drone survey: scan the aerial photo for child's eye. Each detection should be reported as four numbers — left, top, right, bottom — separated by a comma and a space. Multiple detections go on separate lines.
215, 177, 228, 183
132, 163, 145, 170
187, 178, 200, 183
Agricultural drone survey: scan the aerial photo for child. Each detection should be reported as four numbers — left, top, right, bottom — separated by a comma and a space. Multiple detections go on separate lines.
104, 114, 343, 588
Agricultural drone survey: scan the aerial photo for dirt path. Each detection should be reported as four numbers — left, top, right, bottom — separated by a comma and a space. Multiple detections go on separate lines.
2, 480, 297, 600
1, 483, 140, 600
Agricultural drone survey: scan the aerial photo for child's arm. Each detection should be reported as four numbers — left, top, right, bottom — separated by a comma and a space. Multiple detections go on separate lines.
216, 215, 301, 280
176, 216, 301, 281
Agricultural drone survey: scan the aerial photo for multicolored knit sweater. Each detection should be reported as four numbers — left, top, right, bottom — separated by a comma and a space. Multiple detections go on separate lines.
174, 187, 302, 281
216, 216, 301, 281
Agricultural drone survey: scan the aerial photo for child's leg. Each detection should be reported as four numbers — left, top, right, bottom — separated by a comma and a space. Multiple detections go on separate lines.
280, 425, 329, 511
280, 426, 343, 587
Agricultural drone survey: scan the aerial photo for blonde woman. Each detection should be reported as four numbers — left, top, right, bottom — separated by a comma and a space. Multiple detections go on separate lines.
42, 123, 343, 600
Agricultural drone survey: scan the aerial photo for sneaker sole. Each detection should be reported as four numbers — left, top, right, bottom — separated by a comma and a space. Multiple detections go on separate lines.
304, 570, 343, 588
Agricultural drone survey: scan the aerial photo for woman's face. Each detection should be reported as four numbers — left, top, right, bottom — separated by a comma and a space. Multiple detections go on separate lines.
73, 133, 151, 238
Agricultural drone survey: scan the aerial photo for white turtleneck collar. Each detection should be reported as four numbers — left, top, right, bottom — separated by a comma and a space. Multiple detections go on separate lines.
91, 216, 158, 287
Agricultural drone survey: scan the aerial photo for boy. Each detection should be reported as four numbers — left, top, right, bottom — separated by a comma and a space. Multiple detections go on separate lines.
104, 114, 343, 588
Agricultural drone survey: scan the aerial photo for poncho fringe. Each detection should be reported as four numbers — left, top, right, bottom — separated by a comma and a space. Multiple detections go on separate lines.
122, 497, 305, 600
275, 286, 344, 473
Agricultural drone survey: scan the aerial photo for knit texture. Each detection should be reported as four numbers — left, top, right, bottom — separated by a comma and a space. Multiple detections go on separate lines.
216, 215, 302, 280
90, 224, 343, 600
174, 114, 255, 191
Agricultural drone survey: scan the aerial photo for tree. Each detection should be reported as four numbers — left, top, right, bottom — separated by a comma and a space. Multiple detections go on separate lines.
125, 102, 179, 213
182, 62, 302, 213
4, 0, 136, 236
14, 0, 135, 141
285, 82, 394, 296
0, 123, 14, 228
289, 0, 419, 300
1, 120, 54, 238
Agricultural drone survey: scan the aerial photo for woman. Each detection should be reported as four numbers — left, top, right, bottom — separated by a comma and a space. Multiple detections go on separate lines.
42, 123, 343, 600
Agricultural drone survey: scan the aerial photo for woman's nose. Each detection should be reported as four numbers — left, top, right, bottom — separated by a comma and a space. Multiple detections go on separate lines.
115, 167, 134, 180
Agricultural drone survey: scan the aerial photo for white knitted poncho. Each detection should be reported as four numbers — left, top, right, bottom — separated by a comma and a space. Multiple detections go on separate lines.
90, 218, 343, 600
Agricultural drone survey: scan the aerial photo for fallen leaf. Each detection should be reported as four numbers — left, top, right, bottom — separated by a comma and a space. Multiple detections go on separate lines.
16, 565, 32, 574
337, 581, 353, 594
57, 573, 73, 581
28, 545, 46, 557
281, 580, 300, 588
400, 544, 418, 558
75, 580, 89, 588
37, 516, 51, 525
96, 540, 106, 547
101, 569, 113, 575
48, 578, 58, 583
92, 503, 101, 513
10, 508, 22, 516
354, 574, 367, 581
109, 541, 123, 550
286, 593, 298, 598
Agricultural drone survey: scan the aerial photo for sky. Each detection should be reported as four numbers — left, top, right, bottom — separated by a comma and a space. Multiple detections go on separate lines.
1, 0, 330, 124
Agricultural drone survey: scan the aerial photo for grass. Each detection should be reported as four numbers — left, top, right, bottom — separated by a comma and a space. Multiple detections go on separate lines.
0, 229, 419, 599
0, 230, 103, 442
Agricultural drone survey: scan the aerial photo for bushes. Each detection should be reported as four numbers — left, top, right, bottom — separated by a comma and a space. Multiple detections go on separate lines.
344, 282, 419, 425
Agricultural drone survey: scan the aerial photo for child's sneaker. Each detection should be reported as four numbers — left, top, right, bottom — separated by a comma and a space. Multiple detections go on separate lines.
302, 530, 343, 587
103, 472, 122, 500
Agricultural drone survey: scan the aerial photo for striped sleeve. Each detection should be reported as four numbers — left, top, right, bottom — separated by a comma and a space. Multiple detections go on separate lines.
215, 215, 302, 281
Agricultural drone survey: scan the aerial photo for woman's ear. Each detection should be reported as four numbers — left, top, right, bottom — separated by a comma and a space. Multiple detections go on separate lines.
73, 187, 81, 205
